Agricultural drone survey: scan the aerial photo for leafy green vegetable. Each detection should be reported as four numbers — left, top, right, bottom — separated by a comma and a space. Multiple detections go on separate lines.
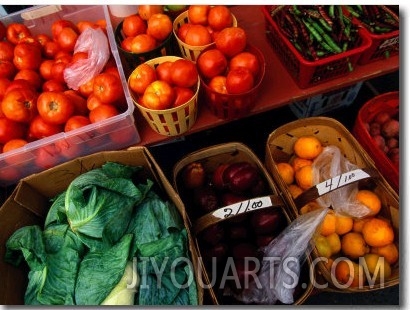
75, 234, 132, 305
4, 162, 198, 306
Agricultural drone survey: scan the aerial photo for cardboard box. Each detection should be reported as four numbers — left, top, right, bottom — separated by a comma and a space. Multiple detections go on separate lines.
0, 147, 203, 305
0, 5, 141, 187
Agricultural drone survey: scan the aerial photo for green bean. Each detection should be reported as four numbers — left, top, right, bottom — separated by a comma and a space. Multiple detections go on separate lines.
302, 19, 322, 42
328, 5, 335, 19
310, 19, 342, 53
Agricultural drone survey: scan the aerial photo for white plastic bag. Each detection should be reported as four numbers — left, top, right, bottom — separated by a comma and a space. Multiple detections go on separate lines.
64, 27, 110, 90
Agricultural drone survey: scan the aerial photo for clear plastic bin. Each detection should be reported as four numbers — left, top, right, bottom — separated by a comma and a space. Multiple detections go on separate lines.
0, 5, 141, 187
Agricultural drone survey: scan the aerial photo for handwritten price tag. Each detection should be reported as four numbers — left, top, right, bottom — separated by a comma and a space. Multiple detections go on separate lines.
212, 196, 273, 220
316, 169, 371, 196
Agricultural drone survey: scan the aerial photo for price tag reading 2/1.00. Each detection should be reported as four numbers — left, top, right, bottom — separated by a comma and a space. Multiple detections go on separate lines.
212, 196, 273, 220
316, 169, 371, 196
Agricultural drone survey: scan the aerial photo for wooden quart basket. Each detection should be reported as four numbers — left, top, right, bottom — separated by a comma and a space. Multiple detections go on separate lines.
173, 142, 315, 305
265, 116, 399, 293
172, 10, 237, 62
129, 56, 200, 136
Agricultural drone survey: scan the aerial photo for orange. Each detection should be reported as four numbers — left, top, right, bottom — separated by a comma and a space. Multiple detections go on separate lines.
370, 243, 399, 265
326, 232, 341, 255
293, 135, 323, 160
362, 218, 394, 247
341, 232, 369, 259
295, 164, 313, 190
360, 253, 392, 282
291, 156, 313, 172
333, 258, 364, 288
276, 162, 295, 185
355, 189, 382, 217
353, 217, 372, 233
335, 214, 354, 235
288, 184, 303, 199
319, 211, 336, 236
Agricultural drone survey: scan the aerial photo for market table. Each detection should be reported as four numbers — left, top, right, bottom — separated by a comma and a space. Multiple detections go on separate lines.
133, 5, 399, 147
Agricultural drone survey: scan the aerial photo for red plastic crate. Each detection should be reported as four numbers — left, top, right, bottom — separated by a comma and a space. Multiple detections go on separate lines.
356, 24, 399, 65
352, 92, 399, 193
261, 6, 372, 89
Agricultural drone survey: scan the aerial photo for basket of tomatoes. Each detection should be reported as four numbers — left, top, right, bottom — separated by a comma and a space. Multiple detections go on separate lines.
173, 5, 237, 62
128, 56, 200, 136
197, 38, 266, 120
114, 8, 175, 77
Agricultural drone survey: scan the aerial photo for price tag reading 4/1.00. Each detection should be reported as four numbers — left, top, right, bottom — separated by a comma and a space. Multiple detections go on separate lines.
212, 196, 273, 220
316, 169, 371, 196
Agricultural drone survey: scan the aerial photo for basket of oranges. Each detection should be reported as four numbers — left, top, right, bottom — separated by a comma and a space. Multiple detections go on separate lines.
265, 116, 399, 292
173, 5, 237, 62
128, 56, 200, 136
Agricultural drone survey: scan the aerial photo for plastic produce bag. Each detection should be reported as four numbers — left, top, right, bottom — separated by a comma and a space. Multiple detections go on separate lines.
311, 145, 372, 218
64, 27, 110, 90
235, 207, 328, 304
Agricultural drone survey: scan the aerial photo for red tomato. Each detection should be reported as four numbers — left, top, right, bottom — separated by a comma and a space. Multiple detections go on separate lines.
37, 91, 74, 125
171, 59, 198, 88
13, 42, 42, 71
130, 34, 157, 53
42, 79, 67, 92
34, 144, 62, 169
0, 20, 6, 40
70, 51, 88, 64
43, 41, 61, 59
215, 27, 247, 58
173, 86, 195, 107
0, 78, 11, 101
176, 23, 192, 43
141, 80, 175, 110
86, 93, 104, 111
51, 19, 78, 41
5, 79, 36, 94
2, 138, 28, 153
155, 61, 173, 85
6, 23, 31, 45
79, 76, 95, 98
229, 51, 260, 77
57, 27, 79, 53
39, 59, 55, 80
197, 48, 228, 79
76, 21, 98, 33
0, 41, 15, 61
207, 6, 233, 31
55, 138, 82, 159
208, 75, 228, 94
0, 117, 27, 144
147, 13, 172, 41
128, 63, 157, 95
14, 69, 43, 90
122, 14, 147, 37
185, 25, 212, 46
0, 60, 16, 80
64, 90, 88, 116
64, 115, 91, 132
120, 36, 134, 52
18, 36, 42, 50
138, 5, 164, 21
89, 104, 119, 123
188, 5, 210, 25
35, 33, 52, 47
50, 60, 68, 83
93, 72, 124, 105
28, 115, 63, 140
1, 88, 38, 123
226, 67, 254, 94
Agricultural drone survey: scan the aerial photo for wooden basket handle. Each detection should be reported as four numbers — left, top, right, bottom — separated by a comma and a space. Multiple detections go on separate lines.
193, 195, 285, 235
293, 167, 380, 210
